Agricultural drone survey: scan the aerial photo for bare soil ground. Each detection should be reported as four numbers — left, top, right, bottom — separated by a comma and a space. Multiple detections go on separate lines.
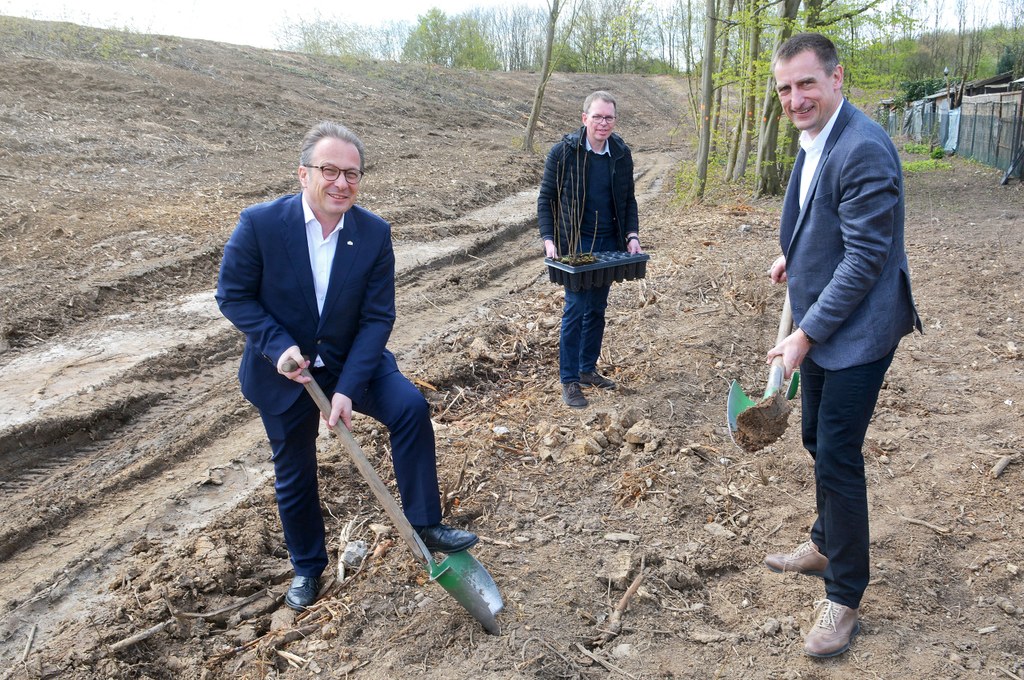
2, 16, 1023, 680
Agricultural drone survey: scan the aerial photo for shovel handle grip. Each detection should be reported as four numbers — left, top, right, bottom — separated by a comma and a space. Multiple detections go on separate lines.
774, 291, 794, 346
280, 359, 433, 566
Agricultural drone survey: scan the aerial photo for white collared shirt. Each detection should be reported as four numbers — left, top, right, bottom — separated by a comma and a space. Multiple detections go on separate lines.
301, 193, 345, 366
586, 136, 611, 156
798, 100, 844, 208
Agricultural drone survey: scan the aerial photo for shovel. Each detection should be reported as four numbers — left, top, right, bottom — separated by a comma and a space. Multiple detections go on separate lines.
282, 360, 503, 634
726, 292, 800, 452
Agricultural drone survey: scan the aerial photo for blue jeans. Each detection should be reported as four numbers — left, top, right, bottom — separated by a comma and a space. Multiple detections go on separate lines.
559, 235, 618, 384
802, 347, 896, 609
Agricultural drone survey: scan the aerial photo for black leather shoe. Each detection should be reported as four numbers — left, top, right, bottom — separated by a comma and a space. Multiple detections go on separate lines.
562, 382, 588, 408
284, 575, 321, 611
416, 524, 479, 553
580, 371, 616, 390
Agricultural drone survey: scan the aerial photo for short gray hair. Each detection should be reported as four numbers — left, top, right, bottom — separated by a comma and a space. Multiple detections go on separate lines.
299, 121, 366, 171
774, 33, 840, 75
583, 91, 617, 115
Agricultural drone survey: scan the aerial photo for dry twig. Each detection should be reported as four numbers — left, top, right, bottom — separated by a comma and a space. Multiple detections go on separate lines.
108, 619, 175, 653
899, 514, 951, 535
593, 558, 646, 646
990, 454, 1018, 479
21, 623, 37, 663
574, 643, 637, 679
206, 621, 323, 666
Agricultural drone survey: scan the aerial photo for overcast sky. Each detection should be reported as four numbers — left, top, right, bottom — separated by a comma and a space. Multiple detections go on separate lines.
0, 0, 548, 49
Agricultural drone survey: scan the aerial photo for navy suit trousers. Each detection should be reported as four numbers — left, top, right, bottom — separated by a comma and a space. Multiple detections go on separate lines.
801, 347, 895, 609
259, 368, 441, 578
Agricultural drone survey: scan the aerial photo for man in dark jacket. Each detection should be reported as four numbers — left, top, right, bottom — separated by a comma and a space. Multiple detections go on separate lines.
763, 34, 921, 657
216, 121, 478, 611
537, 91, 642, 409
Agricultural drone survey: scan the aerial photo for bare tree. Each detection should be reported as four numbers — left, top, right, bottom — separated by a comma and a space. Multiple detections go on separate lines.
729, 0, 764, 181
524, 0, 577, 152
692, 0, 718, 199
753, 0, 800, 197
712, 0, 736, 157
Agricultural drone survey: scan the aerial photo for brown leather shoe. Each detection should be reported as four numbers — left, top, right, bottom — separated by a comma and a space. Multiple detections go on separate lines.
764, 540, 828, 577
804, 599, 860, 657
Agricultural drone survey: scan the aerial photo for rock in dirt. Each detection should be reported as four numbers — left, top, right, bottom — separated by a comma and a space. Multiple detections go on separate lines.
468, 337, 498, 362
703, 522, 736, 539
270, 608, 295, 632
660, 563, 701, 591
341, 540, 368, 568
611, 643, 635, 658
598, 551, 634, 590
624, 419, 663, 450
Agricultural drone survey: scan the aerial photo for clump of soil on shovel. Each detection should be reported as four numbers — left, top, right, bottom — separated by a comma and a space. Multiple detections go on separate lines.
734, 392, 791, 452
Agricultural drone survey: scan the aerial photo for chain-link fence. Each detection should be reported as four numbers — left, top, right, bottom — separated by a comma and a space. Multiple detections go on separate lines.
877, 90, 1024, 179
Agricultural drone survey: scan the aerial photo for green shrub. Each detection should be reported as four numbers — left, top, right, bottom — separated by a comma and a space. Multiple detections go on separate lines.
904, 159, 953, 173
930, 147, 945, 159
903, 143, 930, 155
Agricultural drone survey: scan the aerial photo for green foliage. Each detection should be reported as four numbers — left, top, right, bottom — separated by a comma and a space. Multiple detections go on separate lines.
998, 43, 1024, 76
930, 147, 945, 159
402, 8, 499, 70
903, 159, 953, 173
893, 78, 946, 109
903, 143, 930, 154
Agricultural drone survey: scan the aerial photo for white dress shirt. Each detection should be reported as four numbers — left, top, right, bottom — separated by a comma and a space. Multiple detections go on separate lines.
301, 193, 345, 366
798, 100, 844, 208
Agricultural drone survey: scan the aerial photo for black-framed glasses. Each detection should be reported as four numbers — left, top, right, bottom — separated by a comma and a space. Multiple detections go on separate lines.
306, 164, 364, 184
588, 115, 616, 124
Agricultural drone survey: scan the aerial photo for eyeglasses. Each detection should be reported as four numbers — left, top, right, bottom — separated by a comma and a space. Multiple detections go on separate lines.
588, 115, 616, 124
306, 164, 364, 184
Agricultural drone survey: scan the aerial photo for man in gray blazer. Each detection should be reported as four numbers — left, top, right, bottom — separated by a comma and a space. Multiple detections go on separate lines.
761, 33, 921, 658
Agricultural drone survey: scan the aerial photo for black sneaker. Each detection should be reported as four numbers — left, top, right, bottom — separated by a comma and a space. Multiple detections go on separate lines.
562, 382, 588, 408
580, 371, 616, 390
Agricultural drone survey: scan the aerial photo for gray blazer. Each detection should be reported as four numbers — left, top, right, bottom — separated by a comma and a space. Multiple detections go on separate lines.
781, 100, 922, 371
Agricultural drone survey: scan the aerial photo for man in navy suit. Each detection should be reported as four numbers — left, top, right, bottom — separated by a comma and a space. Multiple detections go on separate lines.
761, 34, 921, 657
216, 121, 477, 611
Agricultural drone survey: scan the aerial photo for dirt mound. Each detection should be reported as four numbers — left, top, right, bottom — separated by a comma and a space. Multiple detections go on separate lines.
2, 15, 1024, 680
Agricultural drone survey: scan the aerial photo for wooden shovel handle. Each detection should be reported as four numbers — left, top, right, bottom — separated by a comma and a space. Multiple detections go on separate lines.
766, 291, 794, 395
281, 360, 432, 566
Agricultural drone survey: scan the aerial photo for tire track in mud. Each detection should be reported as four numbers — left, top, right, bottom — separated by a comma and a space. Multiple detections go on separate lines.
0, 152, 677, 661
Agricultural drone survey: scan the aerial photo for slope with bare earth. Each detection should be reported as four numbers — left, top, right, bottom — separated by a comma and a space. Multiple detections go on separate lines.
2, 16, 1023, 680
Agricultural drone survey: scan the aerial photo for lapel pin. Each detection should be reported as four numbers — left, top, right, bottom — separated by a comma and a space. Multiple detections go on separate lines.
347, 241, 354, 246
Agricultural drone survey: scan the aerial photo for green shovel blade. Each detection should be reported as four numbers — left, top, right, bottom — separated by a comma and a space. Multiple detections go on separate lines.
428, 550, 504, 635
727, 379, 757, 433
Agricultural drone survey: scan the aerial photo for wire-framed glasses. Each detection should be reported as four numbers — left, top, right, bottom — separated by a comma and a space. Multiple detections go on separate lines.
306, 164, 364, 184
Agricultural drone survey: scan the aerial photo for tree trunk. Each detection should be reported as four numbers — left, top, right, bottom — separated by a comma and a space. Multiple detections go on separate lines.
711, 0, 734, 156
754, 0, 800, 197
523, 0, 562, 153
692, 0, 717, 199
730, 0, 762, 181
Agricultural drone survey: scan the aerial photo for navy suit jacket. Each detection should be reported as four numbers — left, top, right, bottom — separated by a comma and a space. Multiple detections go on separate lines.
216, 194, 399, 416
781, 100, 922, 370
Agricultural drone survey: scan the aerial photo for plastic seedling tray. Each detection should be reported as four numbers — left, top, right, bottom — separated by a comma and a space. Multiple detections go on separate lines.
545, 251, 650, 292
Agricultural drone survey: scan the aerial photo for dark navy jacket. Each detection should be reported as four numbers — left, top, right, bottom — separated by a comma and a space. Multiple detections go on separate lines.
537, 127, 639, 254
216, 194, 399, 415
